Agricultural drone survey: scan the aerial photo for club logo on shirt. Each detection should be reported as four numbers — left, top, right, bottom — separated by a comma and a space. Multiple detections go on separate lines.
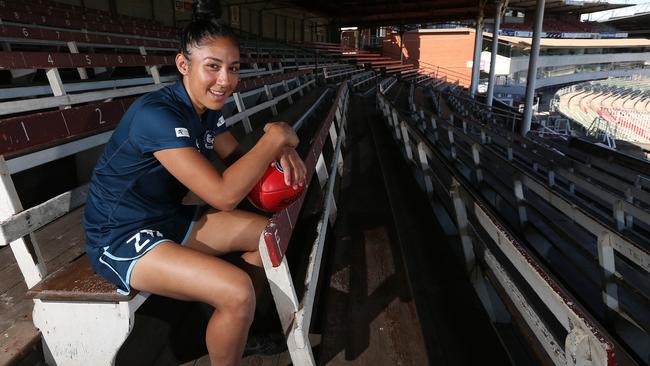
175, 127, 190, 138
204, 130, 215, 149
217, 116, 226, 127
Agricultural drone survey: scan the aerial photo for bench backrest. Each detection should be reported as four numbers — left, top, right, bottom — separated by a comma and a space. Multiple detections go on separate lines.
0, 6, 177, 38
0, 23, 178, 49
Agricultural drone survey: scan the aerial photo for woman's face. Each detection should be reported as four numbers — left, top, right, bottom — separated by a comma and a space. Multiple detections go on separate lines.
176, 36, 240, 115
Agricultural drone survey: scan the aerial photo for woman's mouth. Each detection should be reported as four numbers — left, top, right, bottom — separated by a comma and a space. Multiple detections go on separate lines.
209, 89, 226, 101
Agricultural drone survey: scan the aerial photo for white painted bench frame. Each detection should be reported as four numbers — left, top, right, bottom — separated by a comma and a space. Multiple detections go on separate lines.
259, 82, 349, 365
227, 74, 316, 133
0, 75, 325, 365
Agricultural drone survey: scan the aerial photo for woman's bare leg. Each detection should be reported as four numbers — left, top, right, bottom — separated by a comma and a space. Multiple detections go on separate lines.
184, 208, 268, 297
130, 243, 255, 366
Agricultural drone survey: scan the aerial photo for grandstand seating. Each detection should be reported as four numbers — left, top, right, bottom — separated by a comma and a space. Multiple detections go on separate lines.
554, 76, 650, 143
378, 78, 649, 365
0, 1, 177, 38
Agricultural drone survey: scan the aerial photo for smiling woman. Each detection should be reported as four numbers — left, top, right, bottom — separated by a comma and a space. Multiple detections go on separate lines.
81, 1, 306, 365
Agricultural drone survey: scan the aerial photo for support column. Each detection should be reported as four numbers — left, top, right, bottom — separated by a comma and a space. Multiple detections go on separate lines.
521, 0, 545, 135
470, 13, 484, 98
486, 1, 504, 107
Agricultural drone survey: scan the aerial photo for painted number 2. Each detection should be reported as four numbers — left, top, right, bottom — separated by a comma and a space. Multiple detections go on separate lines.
95, 108, 106, 124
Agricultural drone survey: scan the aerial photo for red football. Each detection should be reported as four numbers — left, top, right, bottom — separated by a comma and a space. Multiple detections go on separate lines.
248, 161, 305, 212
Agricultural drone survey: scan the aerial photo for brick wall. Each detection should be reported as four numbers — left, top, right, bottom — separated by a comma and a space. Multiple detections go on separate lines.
383, 29, 476, 87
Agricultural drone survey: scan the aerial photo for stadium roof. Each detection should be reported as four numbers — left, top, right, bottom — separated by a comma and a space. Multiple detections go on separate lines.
596, 4, 650, 35
279, 0, 629, 27
491, 33, 650, 48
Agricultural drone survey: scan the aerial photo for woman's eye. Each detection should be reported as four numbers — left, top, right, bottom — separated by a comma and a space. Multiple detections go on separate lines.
208, 64, 220, 70
229, 67, 239, 73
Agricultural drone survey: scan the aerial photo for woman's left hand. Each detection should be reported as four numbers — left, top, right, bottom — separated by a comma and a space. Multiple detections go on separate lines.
276, 147, 306, 189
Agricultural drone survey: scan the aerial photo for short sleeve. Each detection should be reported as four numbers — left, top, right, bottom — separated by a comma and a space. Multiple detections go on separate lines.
130, 103, 195, 154
208, 110, 228, 135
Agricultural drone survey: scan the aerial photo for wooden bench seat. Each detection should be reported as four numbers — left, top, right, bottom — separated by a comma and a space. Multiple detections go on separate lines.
26, 254, 134, 303
362, 60, 402, 66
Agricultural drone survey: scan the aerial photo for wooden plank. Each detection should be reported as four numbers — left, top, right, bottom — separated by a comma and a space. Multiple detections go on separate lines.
26, 255, 136, 302
0, 98, 133, 155
0, 23, 177, 49
0, 185, 88, 246
0, 51, 174, 69
0, 83, 168, 116
0, 8, 177, 39
0, 320, 39, 365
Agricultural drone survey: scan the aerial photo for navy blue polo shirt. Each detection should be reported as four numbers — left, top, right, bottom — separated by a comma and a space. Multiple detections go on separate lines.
83, 81, 227, 255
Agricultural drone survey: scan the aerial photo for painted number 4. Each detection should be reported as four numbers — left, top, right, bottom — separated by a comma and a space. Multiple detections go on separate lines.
127, 229, 163, 253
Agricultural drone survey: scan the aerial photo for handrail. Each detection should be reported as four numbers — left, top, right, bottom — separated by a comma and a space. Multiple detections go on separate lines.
258, 81, 349, 365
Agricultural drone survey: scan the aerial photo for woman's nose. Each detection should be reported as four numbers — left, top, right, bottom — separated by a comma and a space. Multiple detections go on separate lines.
216, 69, 229, 86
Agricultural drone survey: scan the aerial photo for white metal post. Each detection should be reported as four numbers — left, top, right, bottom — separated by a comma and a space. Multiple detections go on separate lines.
521, 0, 546, 136
67, 41, 88, 80
486, 1, 504, 108
470, 13, 484, 98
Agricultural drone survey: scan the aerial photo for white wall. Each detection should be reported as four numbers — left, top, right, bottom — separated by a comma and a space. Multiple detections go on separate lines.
494, 68, 650, 95
480, 51, 511, 75
509, 52, 650, 74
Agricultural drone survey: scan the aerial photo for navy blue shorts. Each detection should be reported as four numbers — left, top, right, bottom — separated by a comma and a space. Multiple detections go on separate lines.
86, 205, 203, 295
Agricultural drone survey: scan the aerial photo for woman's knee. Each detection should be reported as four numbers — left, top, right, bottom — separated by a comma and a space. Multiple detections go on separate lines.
213, 272, 256, 321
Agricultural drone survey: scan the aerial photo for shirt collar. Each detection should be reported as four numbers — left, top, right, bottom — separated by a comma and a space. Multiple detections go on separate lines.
171, 80, 221, 123
172, 80, 196, 115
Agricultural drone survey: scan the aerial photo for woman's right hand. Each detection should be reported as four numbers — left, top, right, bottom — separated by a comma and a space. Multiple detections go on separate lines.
263, 122, 299, 148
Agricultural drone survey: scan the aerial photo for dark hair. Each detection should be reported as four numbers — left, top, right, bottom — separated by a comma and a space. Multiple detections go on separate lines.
180, 0, 239, 59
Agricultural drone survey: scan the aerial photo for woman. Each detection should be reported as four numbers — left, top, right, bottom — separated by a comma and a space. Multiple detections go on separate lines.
82, 1, 306, 364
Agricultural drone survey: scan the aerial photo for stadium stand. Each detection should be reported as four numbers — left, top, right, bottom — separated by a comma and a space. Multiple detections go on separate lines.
554, 76, 650, 143
377, 76, 649, 365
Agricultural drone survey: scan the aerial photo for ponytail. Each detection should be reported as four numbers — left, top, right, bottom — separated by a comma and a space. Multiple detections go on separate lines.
180, 0, 239, 59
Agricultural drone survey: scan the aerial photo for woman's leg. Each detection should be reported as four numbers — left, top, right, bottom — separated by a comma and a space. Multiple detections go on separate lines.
129, 243, 256, 366
130, 209, 269, 365
184, 208, 268, 297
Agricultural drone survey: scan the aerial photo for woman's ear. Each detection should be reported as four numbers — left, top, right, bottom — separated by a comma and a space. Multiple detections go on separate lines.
176, 53, 189, 75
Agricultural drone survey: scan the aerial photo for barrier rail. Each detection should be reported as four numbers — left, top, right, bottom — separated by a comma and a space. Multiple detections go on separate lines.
259, 81, 349, 365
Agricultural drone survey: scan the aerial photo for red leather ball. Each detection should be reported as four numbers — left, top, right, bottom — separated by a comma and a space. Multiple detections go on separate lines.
248, 161, 305, 212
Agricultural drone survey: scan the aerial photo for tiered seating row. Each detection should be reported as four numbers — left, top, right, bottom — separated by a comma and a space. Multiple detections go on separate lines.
0, 3, 177, 39
554, 76, 650, 143
1, 1, 172, 32
0, 23, 178, 49
0, 51, 172, 69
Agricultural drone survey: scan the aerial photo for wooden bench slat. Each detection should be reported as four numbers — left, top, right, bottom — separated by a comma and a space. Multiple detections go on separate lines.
26, 254, 136, 302
0, 97, 135, 155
